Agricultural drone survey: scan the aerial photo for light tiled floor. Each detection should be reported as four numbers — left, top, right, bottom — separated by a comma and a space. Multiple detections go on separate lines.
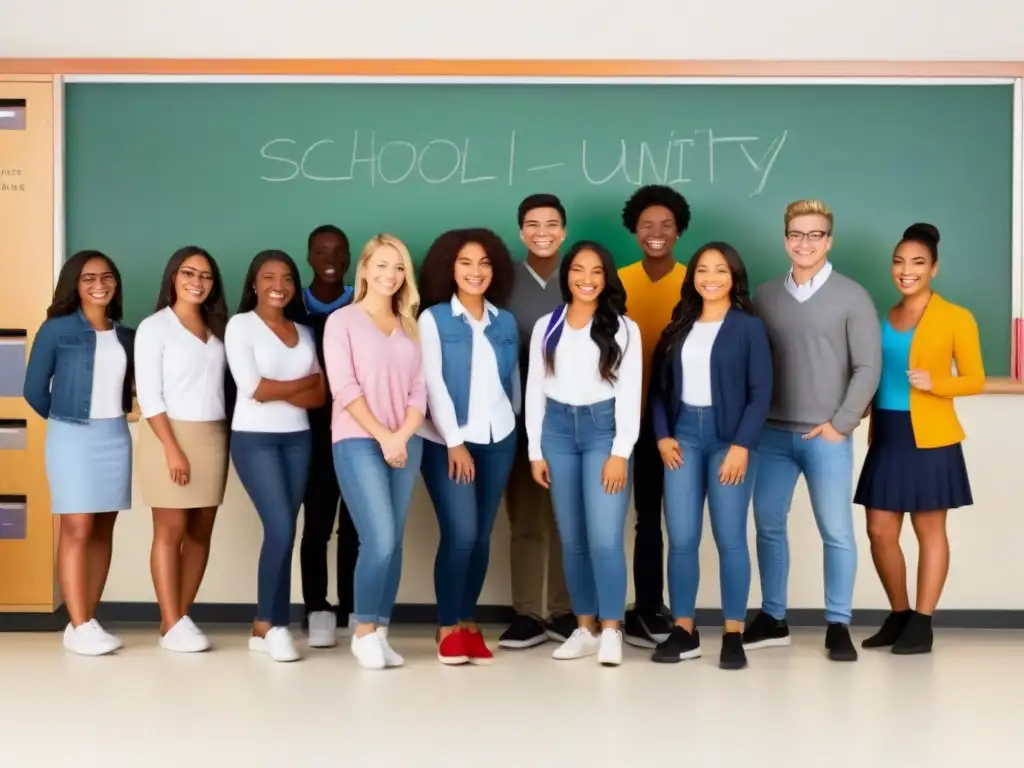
0, 625, 1020, 765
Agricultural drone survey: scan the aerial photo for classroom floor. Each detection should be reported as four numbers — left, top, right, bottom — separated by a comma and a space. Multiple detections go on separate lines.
0, 624, 1019, 766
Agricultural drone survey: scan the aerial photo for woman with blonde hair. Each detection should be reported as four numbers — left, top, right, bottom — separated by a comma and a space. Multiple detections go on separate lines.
323, 234, 427, 670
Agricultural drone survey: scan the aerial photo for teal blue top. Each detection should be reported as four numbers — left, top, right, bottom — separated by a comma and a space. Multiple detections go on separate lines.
875, 319, 915, 411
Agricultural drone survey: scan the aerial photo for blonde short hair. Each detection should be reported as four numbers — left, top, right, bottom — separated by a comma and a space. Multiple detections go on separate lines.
353, 233, 421, 340
784, 199, 833, 231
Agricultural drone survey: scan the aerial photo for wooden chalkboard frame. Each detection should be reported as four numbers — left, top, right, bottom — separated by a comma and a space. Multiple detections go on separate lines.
3, 58, 1022, 390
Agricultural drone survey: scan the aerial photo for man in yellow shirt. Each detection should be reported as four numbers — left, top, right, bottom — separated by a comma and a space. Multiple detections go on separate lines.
617, 184, 691, 649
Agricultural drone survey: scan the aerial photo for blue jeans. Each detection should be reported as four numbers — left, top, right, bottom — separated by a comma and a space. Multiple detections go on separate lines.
753, 426, 856, 624
421, 432, 517, 626
333, 436, 423, 625
541, 398, 630, 622
663, 406, 757, 622
231, 430, 312, 627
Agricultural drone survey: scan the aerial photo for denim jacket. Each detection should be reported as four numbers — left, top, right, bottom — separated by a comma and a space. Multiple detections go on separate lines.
23, 310, 136, 424
426, 302, 519, 426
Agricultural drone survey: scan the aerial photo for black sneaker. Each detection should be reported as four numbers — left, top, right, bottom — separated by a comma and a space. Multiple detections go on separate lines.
545, 613, 577, 644
891, 612, 933, 655
651, 626, 702, 663
862, 610, 913, 649
624, 605, 673, 649
742, 611, 791, 650
825, 622, 858, 662
498, 614, 548, 649
719, 631, 748, 670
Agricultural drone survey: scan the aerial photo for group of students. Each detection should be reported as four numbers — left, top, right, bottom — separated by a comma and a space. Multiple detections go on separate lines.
23, 185, 985, 671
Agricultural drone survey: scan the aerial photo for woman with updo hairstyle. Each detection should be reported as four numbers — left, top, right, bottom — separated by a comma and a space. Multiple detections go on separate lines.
855, 223, 984, 656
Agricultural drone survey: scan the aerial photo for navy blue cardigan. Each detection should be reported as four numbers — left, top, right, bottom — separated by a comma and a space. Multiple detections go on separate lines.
649, 308, 773, 450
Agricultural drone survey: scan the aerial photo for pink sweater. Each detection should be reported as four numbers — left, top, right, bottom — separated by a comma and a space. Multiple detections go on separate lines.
322, 304, 427, 442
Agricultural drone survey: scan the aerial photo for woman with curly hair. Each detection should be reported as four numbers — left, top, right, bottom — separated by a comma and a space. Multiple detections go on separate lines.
525, 241, 642, 666
134, 246, 230, 654
648, 243, 773, 670
618, 183, 693, 650
417, 228, 519, 665
23, 250, 135, 656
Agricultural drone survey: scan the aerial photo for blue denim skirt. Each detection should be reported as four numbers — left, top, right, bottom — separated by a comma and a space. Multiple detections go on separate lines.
854, 409, 972, 513
45, 417, 132, 514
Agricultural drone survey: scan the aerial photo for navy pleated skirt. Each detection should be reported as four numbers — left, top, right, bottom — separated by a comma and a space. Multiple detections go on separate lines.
854, 409, 972, 513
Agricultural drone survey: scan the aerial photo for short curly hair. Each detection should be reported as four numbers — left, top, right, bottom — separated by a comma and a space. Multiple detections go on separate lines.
418, 228, 516, 313
621, 184, 692, 234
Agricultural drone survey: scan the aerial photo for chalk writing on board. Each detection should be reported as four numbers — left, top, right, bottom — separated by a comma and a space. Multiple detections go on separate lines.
260, 128, 788, 198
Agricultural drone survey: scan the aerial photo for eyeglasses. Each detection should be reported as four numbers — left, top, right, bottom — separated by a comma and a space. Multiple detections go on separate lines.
178, 267, 215, 282
785, 230, 830, 243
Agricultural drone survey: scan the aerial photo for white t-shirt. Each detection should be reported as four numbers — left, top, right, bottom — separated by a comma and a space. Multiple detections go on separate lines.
135, 307, 226, 422
680, 320, 723, 407
418, 298, 519, 447
89, 329, 127, 419
224, 311, 319, 433
525, 311, 642, 461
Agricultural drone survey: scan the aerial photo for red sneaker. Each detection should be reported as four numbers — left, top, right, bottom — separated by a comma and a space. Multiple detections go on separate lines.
437, 629, 470, 665
465, 630, 494, 666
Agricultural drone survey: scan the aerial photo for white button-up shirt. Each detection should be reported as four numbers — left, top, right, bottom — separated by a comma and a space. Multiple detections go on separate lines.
135, 307, 227, 422
784, 260, 833, 303
418, 297, 519, 447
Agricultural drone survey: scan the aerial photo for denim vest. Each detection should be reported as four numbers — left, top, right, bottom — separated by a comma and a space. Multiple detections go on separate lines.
427, 302, 518, 426
23, 310, 136, 424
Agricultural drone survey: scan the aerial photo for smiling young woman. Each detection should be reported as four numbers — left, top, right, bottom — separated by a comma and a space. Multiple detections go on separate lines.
416, 228, 519, 666
855, 223, 985, 655
525, 240, 642, 667
134, 246, 230, 654
322, 234, 426, 671
225, 250, 325, 663
23, 250, 135, 656
648, 243, 773, 670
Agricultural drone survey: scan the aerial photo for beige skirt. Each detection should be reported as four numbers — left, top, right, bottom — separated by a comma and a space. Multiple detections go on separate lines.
137, 418, 229, 509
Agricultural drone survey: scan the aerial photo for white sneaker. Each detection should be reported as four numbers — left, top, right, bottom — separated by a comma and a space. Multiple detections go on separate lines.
552, 627, 600, 660
307, 611, 338, 648
376, 627, 404, 668
598, 628, 623, 666
351, 631, 386, 670
86, 622, 123, 651
63, 621, 121, 656
160, 617, 211, 653
248, 627, 301, 662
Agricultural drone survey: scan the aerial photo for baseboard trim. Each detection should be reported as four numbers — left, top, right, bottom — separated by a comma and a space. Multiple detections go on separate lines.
3, 603, 1024, 631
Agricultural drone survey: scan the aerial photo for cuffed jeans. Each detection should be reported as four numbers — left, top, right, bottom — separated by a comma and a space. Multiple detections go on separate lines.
753, 426, 856, 624
542, 398, 629, 622
662, 406, 757, 622
421, 432, 517, 626
333, 436, 423, 625
231, 429, 312, 627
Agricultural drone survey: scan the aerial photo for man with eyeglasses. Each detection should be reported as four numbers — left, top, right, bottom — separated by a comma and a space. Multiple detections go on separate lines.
743, 199, 881, 662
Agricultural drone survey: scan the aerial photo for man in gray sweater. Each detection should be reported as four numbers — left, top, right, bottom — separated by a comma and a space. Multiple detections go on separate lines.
744, 199, 881, 662
498, 193, 577, 649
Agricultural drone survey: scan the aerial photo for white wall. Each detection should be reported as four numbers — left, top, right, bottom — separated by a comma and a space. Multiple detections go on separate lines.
101, 397, 1024, 611
6, 1, 1024, 616
1, 0, 1023, 61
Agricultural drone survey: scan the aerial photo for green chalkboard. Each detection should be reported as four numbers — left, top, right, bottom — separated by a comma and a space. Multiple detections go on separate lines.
65, 82, 1013, 374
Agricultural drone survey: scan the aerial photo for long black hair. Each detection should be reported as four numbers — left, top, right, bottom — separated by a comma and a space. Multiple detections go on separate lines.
418, 228, 516, 313
544, 240, 628, 383
154, 246, 229, 340
655, 242, 753, 386
237, 249, 308, 323
48, 250, 124, 321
